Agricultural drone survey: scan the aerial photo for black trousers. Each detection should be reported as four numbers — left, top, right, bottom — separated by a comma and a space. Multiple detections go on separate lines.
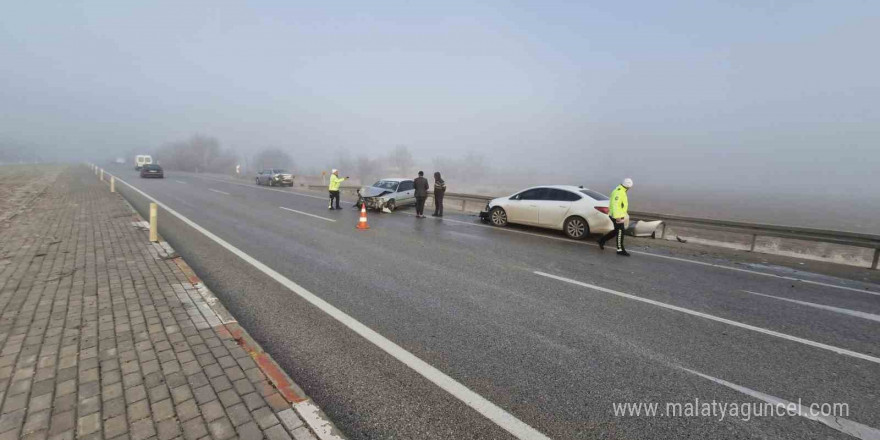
600, 218, 626, 251
329, 190, 340, 209
433, 193, 444, 216
415, 196, 427, 216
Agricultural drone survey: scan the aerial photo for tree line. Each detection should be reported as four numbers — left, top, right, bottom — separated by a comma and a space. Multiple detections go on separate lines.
149, 135, 490, 185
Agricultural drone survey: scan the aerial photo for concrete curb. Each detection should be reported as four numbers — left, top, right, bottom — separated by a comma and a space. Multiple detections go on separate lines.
113, 182, 348, 440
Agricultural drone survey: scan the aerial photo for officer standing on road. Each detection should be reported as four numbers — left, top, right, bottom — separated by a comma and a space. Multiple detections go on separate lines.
414, 171, 429, 218
598, 178, 633, 256
432, 172, 446, 217
328, 169, 348, 210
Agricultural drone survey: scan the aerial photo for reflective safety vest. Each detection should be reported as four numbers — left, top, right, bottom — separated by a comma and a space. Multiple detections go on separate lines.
608, 185, 628, 219
329, 174, 346, 191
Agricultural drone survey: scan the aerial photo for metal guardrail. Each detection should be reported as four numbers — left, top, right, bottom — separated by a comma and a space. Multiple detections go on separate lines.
629, 210, 880, 263
306, 185, 880, 269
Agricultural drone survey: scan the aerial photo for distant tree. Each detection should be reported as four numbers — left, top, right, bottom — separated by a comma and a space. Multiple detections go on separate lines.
155, 135, 236, 173
355, 156, 380, 185
460, 152, 489, 181
254, 148, 294, 171
330, 149, 355, 175
388, 145, 414, 176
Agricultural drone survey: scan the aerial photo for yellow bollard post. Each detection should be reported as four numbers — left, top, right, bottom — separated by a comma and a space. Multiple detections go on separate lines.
110, 176, 115, 193
149, 203, 158, 242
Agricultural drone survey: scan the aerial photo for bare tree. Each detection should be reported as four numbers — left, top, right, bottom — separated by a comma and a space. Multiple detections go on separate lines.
330, 149, 355, 175
155, 135, 236, 173
355, 156, 380, 185
254, 148, 295, 171
388, 145, 414, 176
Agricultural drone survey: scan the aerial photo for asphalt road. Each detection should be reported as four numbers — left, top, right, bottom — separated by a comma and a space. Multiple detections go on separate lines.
106, 166, 880, 440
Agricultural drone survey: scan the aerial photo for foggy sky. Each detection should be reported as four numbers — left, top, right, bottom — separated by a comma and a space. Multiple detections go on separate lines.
2, 0, 878, 196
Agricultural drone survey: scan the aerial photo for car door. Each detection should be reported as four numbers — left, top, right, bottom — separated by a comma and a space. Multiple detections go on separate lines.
537, 189, 580, 228
396, 180, 415, 205
507, 188, 545, 225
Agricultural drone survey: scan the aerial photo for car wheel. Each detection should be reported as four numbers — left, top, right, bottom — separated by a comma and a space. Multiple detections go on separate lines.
386, 199, 396, 212
490, 207, 508, 226
564, 216, 589, 240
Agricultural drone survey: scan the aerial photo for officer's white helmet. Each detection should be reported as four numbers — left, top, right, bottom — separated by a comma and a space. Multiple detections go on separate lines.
622, 178, 633, 188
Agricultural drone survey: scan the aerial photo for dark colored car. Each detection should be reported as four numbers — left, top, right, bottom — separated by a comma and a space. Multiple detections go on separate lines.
140, 164, 164, 178
255, 169, 294, 187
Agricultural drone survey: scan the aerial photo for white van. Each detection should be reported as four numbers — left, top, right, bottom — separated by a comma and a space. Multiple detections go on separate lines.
135, 155, 153, 170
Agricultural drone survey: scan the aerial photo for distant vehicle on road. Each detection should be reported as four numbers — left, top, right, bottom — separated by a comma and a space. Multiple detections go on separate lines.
358, 178, 416, 212
135, 155, 153, 170
479, 185, 620, 239
115, 157, 125, 164
139, 164, 164, 178
255, 169, 294, 187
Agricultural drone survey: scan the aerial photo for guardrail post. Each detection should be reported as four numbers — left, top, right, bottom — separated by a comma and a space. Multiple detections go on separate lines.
95, 166, 99, 176
659, 223, 667, 239
749, 234, 757, 252
100, 169, 104, 181
872, 248, 879, 270
110, 176, 115, 193
149, 203, 158, 242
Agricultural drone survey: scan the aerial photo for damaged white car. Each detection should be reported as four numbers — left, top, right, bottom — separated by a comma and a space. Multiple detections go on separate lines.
357, 178, 416, 212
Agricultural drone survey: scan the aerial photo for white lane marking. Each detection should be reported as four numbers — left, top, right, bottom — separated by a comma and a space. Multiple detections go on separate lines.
743, 290, 880, 323
431, 216, 878, 296
279, 207, 336, 223
194, 175, 334, 201
534, 271, 880, 365
208, 188, 231, 195
681, 367, 880, 440
175, 180, 187, 184
109, 173, 551, 440
644, 252, 879, 297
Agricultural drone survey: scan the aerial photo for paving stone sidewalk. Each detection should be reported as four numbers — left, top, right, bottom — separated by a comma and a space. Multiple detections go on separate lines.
0, 167, 319, 440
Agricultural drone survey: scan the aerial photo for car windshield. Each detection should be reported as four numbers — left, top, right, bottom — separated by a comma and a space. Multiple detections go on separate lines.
372, 180, 399, 190
580, 189, 608, 200
273, 169, 288, 174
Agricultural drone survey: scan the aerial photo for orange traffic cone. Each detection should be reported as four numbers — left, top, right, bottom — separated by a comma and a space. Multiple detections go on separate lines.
356, 203, 370, 230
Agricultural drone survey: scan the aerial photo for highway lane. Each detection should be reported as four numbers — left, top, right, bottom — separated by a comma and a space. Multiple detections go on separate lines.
108, 166, 880, 440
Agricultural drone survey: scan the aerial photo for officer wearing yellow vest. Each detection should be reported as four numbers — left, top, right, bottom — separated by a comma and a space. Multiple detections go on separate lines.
328, 169, 348, 210
598, 178, 633, 256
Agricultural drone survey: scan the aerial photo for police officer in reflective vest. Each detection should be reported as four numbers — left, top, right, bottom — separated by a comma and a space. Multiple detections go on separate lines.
328, 169, 348, 210
599, 178, 633, 256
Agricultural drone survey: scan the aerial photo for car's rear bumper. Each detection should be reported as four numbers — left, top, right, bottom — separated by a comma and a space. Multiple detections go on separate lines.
589, 214, 625, 235
141, 173, 163, 178
479, 210, 490, 222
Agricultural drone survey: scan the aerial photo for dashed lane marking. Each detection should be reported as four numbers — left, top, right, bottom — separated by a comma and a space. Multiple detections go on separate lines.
681, 366, 880, 440
535, 270, 880, 365
743, 290, 880, 323
280, 207, 336, 222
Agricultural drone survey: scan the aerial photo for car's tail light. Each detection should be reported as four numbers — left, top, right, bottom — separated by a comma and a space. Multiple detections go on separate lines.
594, 206, 609, 214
